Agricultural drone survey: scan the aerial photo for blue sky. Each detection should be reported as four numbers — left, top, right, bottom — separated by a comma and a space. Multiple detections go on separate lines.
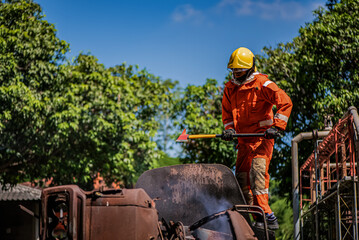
37, 0, 327, 87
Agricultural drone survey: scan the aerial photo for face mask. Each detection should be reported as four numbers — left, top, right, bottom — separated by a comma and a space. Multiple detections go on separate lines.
232, 69, 248, 85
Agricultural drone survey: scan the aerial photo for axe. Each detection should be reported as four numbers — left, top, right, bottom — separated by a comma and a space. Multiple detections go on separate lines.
176, 129, 265, 143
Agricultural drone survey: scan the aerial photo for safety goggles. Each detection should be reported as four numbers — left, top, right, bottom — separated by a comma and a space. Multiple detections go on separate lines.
230, 68, 248, 73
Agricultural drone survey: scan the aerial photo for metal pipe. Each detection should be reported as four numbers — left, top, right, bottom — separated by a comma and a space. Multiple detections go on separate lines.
328, 162, 357, 168
314, 134, 319, 240
348, 106, 359, 137
348, 106, 359, 195
348, 106, 359, 238
292, 130, 330, 240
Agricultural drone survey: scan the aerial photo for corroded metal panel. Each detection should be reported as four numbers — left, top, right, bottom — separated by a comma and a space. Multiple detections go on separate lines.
136, 164, 246, 225
41, 185, 86, 240
86, 188, 159, 240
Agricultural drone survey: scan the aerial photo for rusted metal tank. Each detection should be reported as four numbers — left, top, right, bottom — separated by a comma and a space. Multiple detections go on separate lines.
41, 185, 159, 240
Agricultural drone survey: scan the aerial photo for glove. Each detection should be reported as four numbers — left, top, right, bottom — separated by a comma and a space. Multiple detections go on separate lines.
221, 129, 236, 141
264, 127, 281, 139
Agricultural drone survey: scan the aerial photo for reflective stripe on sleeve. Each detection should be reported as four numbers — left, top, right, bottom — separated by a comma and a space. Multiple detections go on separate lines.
259, 119, 273, 127
263, 80, 273, 87
224, 121, 234, 128
274, 113, 289, 122
252, 188, 269, 196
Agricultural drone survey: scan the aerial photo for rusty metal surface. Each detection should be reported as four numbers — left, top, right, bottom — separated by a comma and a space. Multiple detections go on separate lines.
87, 188, 151, 207
40, 165, 271, 240
136, 164, 246, 226
192, 227, 233, 240
41, 185, 86, 240
87, 206, 159, 240
301, 115, 352, 170
41, 185, 159, 240
227, 210, 257, 240
85, 188, 159, 240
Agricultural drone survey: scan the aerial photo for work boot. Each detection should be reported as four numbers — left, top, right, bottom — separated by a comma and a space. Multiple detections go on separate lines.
253, 212, 279, 230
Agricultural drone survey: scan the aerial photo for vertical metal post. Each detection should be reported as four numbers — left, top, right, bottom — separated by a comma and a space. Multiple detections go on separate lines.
314, 133, 319, 240
321, 168, 325, 194
336, 182, 342, 239
317, 141, 322, 199
348, 124, 357, 176
292, 140, 301, 240
335, 131, 339, 181
327, 159, 330, 192
311, 168, 315, 203
313, 133, 322, 201
353, 180, 358, 240
335, 199, 339, 240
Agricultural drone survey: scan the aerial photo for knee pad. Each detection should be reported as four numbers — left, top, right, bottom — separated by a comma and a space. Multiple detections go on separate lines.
249, 158, 267, 195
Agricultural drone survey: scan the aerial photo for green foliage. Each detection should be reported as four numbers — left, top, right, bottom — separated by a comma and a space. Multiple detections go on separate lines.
257, 0, 359, 195
2, 0, 357, 212
174, 79, 237, 168
0, 0, 177, 188
152, 154, 181, 168
269, 180, 293, 240
0, 0, 69, 184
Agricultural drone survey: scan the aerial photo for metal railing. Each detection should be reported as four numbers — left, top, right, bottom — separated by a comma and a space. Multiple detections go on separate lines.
292, 106, 359, 240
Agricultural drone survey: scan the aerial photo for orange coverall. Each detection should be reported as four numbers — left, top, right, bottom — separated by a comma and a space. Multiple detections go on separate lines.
222, 72, 292, 214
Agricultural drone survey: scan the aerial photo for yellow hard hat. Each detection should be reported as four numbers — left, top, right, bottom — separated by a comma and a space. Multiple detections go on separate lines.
227, 47, 256, 70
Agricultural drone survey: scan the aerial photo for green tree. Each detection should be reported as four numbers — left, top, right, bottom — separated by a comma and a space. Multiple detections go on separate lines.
0, 0, 177, 188
39, 55, 177, 188
0, 0, 69, 185
257, 0, 359, 195
174, 78, 237, 168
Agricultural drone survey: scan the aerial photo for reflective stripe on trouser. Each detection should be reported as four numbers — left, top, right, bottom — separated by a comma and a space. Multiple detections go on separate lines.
235, 139, 274, 214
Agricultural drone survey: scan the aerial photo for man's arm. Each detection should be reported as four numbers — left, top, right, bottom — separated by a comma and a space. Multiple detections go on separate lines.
222, 88, 235, 130
262, 80, 293, 131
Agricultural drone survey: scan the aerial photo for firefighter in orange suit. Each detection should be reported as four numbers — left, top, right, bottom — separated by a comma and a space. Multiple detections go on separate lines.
222, 47, 293, 230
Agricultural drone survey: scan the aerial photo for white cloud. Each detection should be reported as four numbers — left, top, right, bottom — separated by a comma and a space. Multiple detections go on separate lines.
170, 0, 325, 25
171, 4, 205, 24
217, 0, 323, 20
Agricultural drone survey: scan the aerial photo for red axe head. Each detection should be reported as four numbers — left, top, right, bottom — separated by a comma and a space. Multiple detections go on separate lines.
176, 129, 189, 143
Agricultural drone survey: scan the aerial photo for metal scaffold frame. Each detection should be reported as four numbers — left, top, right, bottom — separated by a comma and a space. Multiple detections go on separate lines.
297, 107, 359, 240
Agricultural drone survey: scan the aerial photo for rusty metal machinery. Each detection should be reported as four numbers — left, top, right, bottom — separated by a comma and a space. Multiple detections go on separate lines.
40, 164, 275, 240
137, 164, 274, 240
298, 107, 359, 240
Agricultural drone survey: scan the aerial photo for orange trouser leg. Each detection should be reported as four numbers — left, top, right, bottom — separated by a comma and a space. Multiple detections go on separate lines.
250, 157, 271, 213
235, 144, 253, 205
235, 139, 274, 214
236, 171, 253, 205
